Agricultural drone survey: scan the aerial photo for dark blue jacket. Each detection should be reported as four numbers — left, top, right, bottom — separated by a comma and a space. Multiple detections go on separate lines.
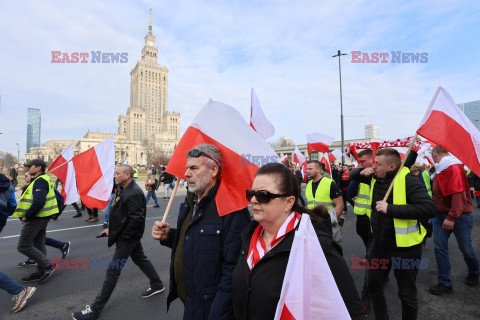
161, 181, 251, 320
0, 174, 16, 216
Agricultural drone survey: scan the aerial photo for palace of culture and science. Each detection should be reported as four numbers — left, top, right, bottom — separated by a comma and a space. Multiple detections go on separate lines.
26, 7, 180, 165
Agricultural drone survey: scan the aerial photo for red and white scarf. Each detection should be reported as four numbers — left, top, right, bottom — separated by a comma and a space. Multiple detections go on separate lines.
246, 212, 301, 271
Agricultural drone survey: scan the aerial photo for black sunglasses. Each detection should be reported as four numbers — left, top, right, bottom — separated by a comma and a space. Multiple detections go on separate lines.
246, 189, 290, 204
188, 149, 218, 165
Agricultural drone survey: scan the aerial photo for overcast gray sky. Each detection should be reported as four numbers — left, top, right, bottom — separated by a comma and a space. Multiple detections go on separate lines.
1, 0, 479, 157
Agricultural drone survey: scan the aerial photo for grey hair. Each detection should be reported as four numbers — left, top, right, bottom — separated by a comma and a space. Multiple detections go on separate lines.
117, 164, 134, 178
188, 144, 223, 178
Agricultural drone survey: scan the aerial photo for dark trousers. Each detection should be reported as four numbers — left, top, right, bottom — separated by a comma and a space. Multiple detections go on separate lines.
356, 214, 373, 298
17, 219, 51, 271
341, 190, 354, 210
356, 214, 373, 249
91, 238, 163, 317
0, 214, 7, 234
367, 243, 421, 320
71, 202, 82, 215
46, 237, 65, 249
86, 207, 98, 217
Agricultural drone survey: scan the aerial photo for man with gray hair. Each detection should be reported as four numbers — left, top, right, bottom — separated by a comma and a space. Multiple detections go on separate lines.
72, 165, 164, 320
152, 144, 251, 320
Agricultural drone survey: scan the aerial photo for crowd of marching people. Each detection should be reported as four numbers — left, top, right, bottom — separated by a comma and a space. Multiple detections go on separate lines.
1, 142, 479, 319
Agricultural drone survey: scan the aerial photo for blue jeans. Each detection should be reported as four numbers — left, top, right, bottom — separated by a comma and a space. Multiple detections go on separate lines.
46, 237, 65, 249
0, 272, 24, 295
433, 212, 480, 286
103, 194, 116, 224
145, 191, 160, 206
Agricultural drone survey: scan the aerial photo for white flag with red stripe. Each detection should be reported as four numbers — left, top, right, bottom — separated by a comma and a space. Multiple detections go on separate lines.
281, 155, 289, 162
48, 143, 78, 205
166, 100, 279, 216
321, 155, 332, 175
425, 151, 435, 166
274, 215, 350, 320
72, 136, 115, 210
307, 132, 335, 154
417, 87, 480, 176
293, 147, 307, 166
329, 149, 342, 163
250, 88, 275, 139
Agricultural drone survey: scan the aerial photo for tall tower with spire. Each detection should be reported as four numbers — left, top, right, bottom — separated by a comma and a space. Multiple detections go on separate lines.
118, 6, 180, 150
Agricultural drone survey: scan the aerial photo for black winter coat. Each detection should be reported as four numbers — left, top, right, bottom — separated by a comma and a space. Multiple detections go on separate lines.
161, 181, 251, 320
349, 168, 436, 250
232, 217, 365, 320
107, 180, 146, 247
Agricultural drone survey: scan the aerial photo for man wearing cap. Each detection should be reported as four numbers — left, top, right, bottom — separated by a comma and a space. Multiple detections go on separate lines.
152, 144, 251, 320
13, 159, 59, 284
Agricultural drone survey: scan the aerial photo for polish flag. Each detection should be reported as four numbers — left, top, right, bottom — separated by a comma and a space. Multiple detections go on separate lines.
274, 215, 350, 320
250, 88, 275, 139
293, 147, 307, 166
425, 151, 435, 166
307, 132, 335, 154
281, 155, 289, 162
329, 149, 342, 163
48, 143, 79, 205
72, 136, 115, 209
418, 87, 480, 176
321, 155, 332, 175
166, 100, 279, 216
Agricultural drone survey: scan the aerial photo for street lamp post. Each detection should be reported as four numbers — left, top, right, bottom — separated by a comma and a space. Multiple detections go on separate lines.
332, 50, 347, 164
16, 143, 20, 164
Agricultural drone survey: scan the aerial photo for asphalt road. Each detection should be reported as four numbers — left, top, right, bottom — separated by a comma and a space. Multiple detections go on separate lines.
1, 192, 480, 319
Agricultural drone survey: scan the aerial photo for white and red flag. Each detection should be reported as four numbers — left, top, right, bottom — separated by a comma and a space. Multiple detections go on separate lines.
321, 155, 332, 175
281, 155, 289, 163
417, 86, 480, 176
293, 147, 307, 166
329, 149, 342, 163
307, 132, 335, 154
250, 88, 275, 139
72, 136, 115, 210
48, 143, 78, 205
425, 151, 435, 166
166, 100, 279, 216
274, 215, 350, 320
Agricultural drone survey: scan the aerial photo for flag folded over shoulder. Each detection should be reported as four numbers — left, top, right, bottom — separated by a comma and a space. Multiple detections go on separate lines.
72, 136, 115, 210
274, 215, 350, 320
166, 100, 279, 216
48, 143, 79, 205
417, 87, 480, 176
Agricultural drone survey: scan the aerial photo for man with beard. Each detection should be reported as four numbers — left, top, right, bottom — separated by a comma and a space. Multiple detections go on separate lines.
152, 144, 251, 320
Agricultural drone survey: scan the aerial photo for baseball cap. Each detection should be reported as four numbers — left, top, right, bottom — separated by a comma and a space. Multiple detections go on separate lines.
24, 159, 47, 171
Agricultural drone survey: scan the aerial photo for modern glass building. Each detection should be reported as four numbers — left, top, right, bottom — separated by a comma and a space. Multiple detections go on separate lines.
26, 108, 41, 153
458, 100, 480, 132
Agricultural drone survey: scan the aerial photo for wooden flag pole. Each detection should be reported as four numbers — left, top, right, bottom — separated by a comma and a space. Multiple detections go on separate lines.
46, 159, 73, 174
162, 178, 181, 223
382, 133, 419, 202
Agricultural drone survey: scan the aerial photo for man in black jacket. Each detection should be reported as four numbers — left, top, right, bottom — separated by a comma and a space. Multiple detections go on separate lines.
349, 148, 436, 320
72, 165, 164, 320
152, 144, 251, 320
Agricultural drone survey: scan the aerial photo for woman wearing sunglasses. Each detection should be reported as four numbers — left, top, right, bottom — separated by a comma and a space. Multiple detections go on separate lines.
232, 162, 364, 320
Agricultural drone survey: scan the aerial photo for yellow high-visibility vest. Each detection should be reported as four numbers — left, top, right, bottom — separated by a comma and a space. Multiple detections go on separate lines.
305, 177, 335, 210
367, 167, 426, 247
13, 174, 59, 218
353, 183, 370, 215
133, 168, 139, 178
